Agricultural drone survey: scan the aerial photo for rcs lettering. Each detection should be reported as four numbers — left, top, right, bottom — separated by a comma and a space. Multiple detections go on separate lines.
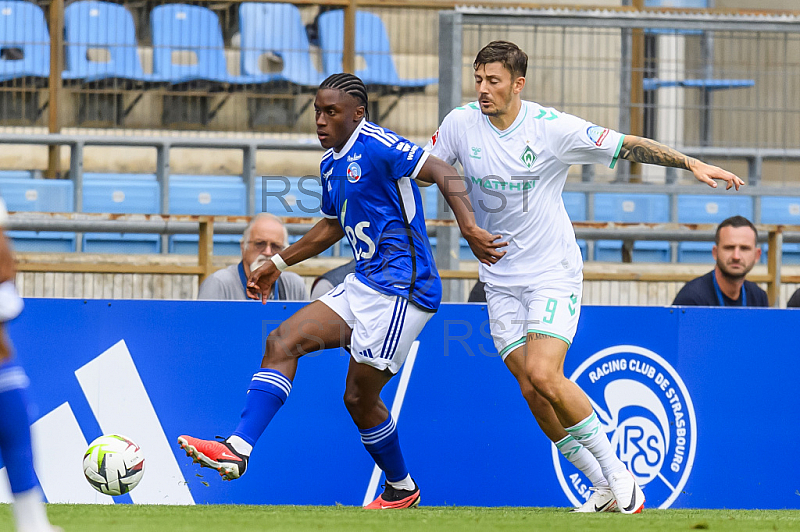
345, 221, 376, 261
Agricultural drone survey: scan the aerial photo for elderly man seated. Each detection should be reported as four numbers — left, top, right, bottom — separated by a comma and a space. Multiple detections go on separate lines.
198, 213, 307, 301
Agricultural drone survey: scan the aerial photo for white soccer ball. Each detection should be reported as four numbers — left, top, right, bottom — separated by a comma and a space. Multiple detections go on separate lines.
83, 434, 145, 496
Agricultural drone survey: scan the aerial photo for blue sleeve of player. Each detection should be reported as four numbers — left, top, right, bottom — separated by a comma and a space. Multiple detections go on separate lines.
381, 136, 430, 181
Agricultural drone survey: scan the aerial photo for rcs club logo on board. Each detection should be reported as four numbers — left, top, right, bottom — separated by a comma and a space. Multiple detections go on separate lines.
552, 345, 697, 509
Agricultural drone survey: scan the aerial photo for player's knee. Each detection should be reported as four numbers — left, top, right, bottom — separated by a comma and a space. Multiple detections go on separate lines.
528, 372, 563, 405
517, 377, 538, 402
261, 329, 295, 366
342, 388, 365, 417
520, 382, 550, 411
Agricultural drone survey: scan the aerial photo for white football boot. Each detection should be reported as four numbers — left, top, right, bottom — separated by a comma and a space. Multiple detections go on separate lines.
570, 486, 617, 513
608, 470, 645, 514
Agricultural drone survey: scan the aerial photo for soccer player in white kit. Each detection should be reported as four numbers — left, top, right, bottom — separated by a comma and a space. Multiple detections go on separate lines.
423, 41, 744, 513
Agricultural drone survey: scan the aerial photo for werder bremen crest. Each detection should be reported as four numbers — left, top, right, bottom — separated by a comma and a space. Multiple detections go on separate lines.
520, 145, 536, 169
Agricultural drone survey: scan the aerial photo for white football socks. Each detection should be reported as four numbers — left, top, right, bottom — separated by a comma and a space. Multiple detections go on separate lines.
386, 474, 415, 491
13, 487, 54, 532
555, 434, 608, 488
226, 435, 253, 457
565, 412, 626, 481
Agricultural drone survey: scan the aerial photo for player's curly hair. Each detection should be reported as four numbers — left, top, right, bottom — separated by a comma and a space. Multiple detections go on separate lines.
319, 73, 370, 120
474, 41, 528, 79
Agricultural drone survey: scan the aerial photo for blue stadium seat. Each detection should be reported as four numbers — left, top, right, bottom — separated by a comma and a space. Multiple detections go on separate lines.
150, 4, 264, 85
82, 175, 160, 214
0, 170, 33, 179
82, 173, 160, 254
317, 10, 437, 91
677, 194, 753, 224
593, 193, 671, 262
677, 242, 714, 264
677, 194, 754, 263
562, 192, 587, 259
169, 175, 246, 215
83, 233, 160, 254
168, 234, 242, 256
642, 79, 755, 91
83, 172, 156, 181
421, 185, 439, 219
0, 1, 49, 82
0, 178, 74, 251
6, 231, 76, 252
63, 1, 164, 83
0, 178, 73, 212
170, 175, 246, 254
643, 1, 754, 96
256, 176, 321, 217
760, 196, 800, 264
238, 2, 323, 87
760, 196, 800, 225
562, 192, 586, 221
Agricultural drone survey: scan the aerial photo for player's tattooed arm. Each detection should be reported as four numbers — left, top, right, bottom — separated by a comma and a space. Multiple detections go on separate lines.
619, 136, 697, 170
619, 135, 745, 190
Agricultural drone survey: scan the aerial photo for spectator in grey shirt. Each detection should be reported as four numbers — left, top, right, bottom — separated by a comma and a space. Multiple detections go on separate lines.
198, 213, 307, 301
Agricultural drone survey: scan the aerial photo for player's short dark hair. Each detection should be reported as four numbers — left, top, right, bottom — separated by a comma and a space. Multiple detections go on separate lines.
319, 73, 369, 120
715, 215, 757, 245
474, 41, 528, 79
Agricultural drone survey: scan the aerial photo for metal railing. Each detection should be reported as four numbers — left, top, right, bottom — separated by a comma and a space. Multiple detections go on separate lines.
439, 6, 800, 185
0, 132, 320, 216
7, 212, 800, 307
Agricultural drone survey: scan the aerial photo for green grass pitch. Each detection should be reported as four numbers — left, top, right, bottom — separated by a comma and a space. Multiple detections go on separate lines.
1, 505, 799, 531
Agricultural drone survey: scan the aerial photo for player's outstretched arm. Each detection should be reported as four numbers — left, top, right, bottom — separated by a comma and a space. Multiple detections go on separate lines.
247, 218, 344, 303
417, 156, 507, 266
619, 135, 745, 190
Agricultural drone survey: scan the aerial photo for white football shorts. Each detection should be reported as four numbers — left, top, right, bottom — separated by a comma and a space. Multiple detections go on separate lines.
485, 267, 583, 360
318, 273, 433, 374
0, 281, 23, 322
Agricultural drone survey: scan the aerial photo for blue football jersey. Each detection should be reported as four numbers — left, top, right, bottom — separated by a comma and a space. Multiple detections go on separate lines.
320, 120, 442, 311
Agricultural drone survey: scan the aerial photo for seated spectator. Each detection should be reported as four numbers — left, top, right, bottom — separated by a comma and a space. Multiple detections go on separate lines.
672, 215, 768, 307
788, 288, 800, 308
468, 280, 486, 302
198, 213, 307, 301
309, 259, 355, 300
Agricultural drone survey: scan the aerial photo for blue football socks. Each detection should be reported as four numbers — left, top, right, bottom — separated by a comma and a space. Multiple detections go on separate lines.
231, 369, 292, 450
0, 360, 39, 494
359, 416, 409, 483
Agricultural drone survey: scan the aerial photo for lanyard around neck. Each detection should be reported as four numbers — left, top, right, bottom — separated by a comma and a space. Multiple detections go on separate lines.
239, 261, 278, 300
712, 271, 745, 307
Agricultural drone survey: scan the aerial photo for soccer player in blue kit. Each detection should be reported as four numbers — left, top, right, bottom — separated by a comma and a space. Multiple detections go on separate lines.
0, 203, 61, 532
179, 73, 506, 509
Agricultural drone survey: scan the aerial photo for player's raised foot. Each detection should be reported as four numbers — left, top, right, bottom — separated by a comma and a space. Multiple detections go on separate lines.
570, 486, 617, 513
177, 435, 248, 481
364, 480, 421, 509
608, 470, 645, 514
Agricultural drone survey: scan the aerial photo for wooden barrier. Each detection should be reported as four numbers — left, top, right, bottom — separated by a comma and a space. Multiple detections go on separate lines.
9, 214, 800, 306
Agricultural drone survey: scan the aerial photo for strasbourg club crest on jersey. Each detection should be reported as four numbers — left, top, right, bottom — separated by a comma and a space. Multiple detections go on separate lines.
347, 162, 362, 183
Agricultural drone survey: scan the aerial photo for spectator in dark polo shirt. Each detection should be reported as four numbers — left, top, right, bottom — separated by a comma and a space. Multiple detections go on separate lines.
672, 215, 768, 307
787, 288, 800, 308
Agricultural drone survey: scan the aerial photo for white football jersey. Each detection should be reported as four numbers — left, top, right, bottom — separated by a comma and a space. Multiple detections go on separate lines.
425, 100, 624, 285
